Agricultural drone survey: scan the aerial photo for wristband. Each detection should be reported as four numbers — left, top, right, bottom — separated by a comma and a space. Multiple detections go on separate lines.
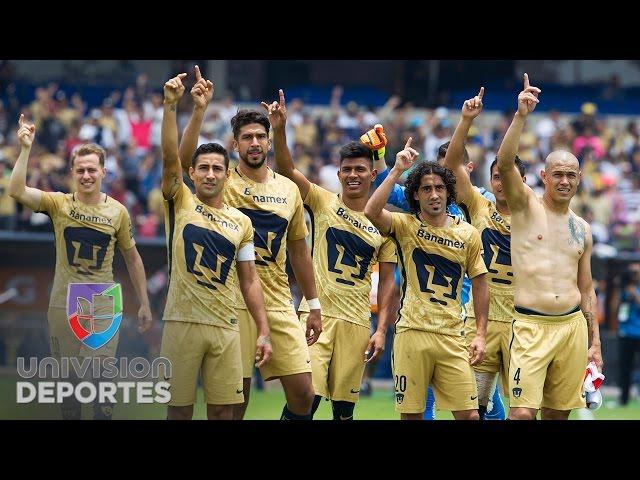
307, 298, 321, 310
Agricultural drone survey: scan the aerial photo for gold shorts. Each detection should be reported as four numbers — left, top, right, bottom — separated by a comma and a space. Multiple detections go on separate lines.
300, 314, 370, 403
508, 307, 588, 411
237, 308, 311, 381
159, 320, 243, 407
392, 329, 478, 413
465, 317, 512, 393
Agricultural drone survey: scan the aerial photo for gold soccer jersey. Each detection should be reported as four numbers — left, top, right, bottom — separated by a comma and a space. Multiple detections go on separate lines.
390, 213, 487, 336
297, 183, 396, 327
462, 188, 514, 322
36, 192, 135, 309
163, 183, 254, 330
223, 167, 308, 311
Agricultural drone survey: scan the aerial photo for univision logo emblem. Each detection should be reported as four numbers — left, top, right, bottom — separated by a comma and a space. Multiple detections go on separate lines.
67, 283, 122, 350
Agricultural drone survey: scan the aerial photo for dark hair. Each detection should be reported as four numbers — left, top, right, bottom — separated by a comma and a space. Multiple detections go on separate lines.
192, 143, 229, 169
404, 162, 456, 213
490, 155, 526, 177
437, 141, 469, 164
230, 109, 270, 139
339, 141, 373, 166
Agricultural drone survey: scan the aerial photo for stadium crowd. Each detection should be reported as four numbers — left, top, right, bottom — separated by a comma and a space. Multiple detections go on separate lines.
1, 79, 639, 254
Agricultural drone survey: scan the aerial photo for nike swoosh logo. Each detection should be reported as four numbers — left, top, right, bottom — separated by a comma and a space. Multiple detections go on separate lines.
236, 389, 244, 394
350, 389, 360, 394
306, 359, 311, 363
470, 395, 478, 400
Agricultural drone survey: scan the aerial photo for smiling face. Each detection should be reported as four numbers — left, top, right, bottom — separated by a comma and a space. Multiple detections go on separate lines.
542, 151, 581, 204
337, 157, 376, 199
189, 153, 229, 200
234, 123, 270, 169
71, 153, 105, 196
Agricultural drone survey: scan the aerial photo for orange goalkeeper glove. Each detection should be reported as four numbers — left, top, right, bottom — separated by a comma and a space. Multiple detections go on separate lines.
360, 124, 387, 160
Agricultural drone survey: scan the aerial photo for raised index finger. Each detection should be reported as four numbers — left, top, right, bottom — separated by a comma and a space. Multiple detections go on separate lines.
523, 73, 530, 89
18, 114, 24, 126
279, 89, 285, 108
194, 65, 202, 81
477, 86, 484, 100
404, 137, 413, 149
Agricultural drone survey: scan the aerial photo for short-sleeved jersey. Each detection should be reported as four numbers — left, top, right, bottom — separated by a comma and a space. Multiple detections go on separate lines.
223, 167, 308, 310
36, 192, 135, 309
390, 212, 487, 336
297, 183, 396, 327
163, 183, 254, 330
461, 188, 514, 322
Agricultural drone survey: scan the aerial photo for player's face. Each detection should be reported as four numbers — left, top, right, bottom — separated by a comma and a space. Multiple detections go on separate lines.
190, 153, 229, 199
234, 124, 270, 169
542, 161, 580, 202
71, 154, 105, 195
338, 157, 375, 198
491, 164, 526, 204
490, 165, 507, 203
414, 173, 448, 218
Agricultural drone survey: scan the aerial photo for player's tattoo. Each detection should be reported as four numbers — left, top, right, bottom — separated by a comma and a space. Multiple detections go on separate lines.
583, 294, 595, 344
567, 215, 585, 248
169, 104, 176, 112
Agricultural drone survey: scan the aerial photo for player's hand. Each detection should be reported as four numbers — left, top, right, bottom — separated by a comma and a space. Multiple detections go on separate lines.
305, 309, 322, 346
468, 336, 486, 366
255, 334, 272, 368
190, 65, 214, 110
137, 304, 153, 333
17, 114, 35, 148
461, 87, 484, 120
360, 124, 387, 160
261, 89, 287, 131
517, 73, 541, 116
163, 73, 187, 105
392, 137, 420, 173
364, 330, 386, 363
588, 344, 603, 372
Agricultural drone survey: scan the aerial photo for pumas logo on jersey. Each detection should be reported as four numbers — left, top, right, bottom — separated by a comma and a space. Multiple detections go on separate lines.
512, 387, 522, 398
395, 393, 405, 404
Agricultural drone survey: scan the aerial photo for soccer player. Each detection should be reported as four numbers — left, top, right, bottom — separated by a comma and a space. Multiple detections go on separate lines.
159, 73, 272, 420
443, 87, 527, 419
364, 139, 489, 420
497, 73, 603, 420
364, 128, 505, 419
178, 67, 320, 420
262, 90, 396, 420
9, 115, 153, 420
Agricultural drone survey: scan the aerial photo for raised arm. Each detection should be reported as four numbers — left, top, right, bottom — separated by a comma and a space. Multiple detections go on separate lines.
9, 115, 43, 211
161, 73, 187, 199
237, 260, 272, 367
178, 65, 214, 173
443, 87, 484, 205
261, 89, 311, 199
496, 73, 540, 212
578, 221, 603, 372
364, 137, 419, 234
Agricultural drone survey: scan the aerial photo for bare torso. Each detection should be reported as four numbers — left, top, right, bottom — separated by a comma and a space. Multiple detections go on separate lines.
511, 194, 587, 314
